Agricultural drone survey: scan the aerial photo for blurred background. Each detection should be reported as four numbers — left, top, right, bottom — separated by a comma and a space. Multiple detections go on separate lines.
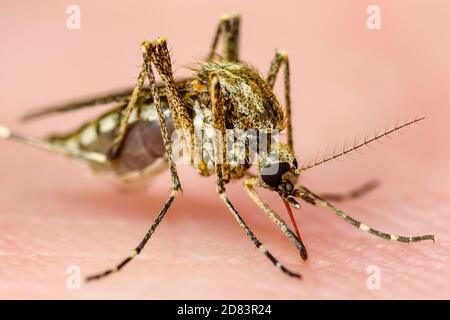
0, 1, 449, 299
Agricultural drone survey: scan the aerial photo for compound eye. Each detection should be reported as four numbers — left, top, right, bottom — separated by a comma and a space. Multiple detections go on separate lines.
261, 162, 291, 188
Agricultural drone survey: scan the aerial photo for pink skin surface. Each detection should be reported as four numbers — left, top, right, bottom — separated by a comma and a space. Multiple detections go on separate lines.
0, 1, 449, 299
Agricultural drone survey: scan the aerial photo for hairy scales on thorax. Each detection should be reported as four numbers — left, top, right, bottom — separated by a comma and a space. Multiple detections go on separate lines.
192, 62, 285, 130
186, 61, 286, 179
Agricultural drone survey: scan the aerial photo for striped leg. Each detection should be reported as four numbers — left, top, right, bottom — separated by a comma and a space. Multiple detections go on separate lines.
220, 193, 301, 278
209, 73, 231, 188
148, 38, 195, 165
86, 190, 177, 281
86, 39, 186, 282
298, 186, 435, 243
209, 73, 300, 278
244, 177, 308, 260
320, 180, 379, 202
208, 14, 240, 62
109, 69, 147, 158
0, 125, 106, 164
266, 51, 293, 151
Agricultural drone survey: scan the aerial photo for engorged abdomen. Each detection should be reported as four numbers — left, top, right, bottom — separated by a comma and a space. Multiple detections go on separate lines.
112, 119, 173, 174
48, 101, 174, 177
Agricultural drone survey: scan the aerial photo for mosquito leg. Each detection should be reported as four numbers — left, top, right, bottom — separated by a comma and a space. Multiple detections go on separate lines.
86, 189, 178, 281
244, 177, 308, 260
208, 14, 240, 62
86, 39, 185, 281
142, 41, 182, 189
298, 185, 435, 243
219, 192, 301, 278
109, 39, 187, 160
266, 51, 293, 151
145, 38, 195, 164
208, 70, 299, 278
209, 72, 230, 185
145, 38, 193, 134
0, 124, 106, 164
109, 69, 147, 158
320, 180, 379, 202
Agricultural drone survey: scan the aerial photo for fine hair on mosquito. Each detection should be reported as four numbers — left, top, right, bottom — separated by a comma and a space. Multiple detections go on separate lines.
0, 14, 435, 282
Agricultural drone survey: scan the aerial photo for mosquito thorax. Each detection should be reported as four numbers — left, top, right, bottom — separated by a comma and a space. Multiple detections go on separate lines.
192, 61, 285, 130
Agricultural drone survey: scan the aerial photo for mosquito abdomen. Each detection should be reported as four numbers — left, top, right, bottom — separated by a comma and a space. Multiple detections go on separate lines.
113, 119, 173, 174
48, 101, 174, 176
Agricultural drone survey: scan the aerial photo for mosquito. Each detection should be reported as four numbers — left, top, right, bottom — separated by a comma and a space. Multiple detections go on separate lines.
0, 15, 435, 281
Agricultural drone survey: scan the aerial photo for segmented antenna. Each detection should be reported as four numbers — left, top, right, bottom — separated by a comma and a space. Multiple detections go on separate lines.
300, 116, 425, 172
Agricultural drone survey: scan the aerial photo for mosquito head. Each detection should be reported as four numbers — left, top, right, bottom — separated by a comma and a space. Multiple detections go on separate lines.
259, 143, 301, 207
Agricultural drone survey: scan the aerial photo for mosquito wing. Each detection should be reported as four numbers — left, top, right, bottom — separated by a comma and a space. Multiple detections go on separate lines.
21, 77, 194, 121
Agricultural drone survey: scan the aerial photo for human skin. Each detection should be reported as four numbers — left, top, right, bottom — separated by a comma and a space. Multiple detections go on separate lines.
0, 1, 449, 299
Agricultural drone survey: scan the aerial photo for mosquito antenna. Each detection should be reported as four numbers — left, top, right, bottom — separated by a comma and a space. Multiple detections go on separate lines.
300, 116, 425, 172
